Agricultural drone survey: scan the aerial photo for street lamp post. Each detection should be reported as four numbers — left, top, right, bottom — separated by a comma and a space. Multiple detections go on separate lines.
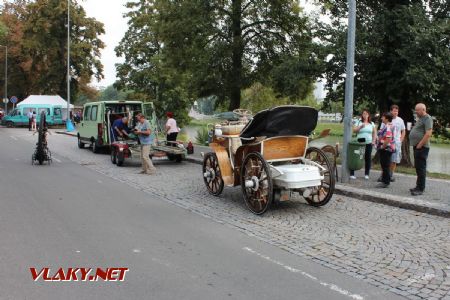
340, 0, 357, 183
66, 0, 74, 131
0, 45, 7, 114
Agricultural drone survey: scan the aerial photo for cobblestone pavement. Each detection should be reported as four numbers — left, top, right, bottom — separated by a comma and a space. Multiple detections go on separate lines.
14, 129, 450, 300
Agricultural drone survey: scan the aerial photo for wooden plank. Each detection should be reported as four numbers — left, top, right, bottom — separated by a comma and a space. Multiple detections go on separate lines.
261, 136, 308, 161
209, 143, 234, 186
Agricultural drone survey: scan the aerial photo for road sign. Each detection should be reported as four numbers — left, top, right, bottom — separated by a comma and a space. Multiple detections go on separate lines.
10, 96, 18, 104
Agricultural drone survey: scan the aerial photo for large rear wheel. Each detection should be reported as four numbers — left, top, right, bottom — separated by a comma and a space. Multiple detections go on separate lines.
240, 152, 273, 215
202, 152, 224, 196
304, 147, 335, 207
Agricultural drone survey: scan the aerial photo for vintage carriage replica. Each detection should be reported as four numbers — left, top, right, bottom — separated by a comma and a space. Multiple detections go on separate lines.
202, 106, 335, 215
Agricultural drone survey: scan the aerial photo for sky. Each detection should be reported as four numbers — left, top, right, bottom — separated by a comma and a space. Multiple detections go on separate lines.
80, 0, 128, 88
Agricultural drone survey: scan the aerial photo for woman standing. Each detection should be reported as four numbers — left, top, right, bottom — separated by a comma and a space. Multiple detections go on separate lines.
350, 109, 377, 180
165, 112, 179, 145
31, 111, 37, 131
376, 112, 395, 188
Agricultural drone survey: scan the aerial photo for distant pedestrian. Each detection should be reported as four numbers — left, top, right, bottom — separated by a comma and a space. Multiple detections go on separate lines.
31, 111, 37, 131
134, 113, 156, 175
27, 110, 33, 131
409, 103, 433, 196
376, 112, 395, 188
350, 109, 376, 180
165, 112, 179, 145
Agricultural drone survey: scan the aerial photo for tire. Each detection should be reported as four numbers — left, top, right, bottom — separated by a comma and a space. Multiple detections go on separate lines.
6, 121, 13, 128
78, 136, 85, 149
202, 152, 224, 196
92, 140, 100, 153
116, 152, 124, 166
175, 155, 183, 163
167, 153, 176, 161
240, 152, 273, 215
111, 148, 117, 164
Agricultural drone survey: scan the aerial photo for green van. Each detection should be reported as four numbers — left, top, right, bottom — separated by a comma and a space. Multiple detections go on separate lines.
1, 104, 63, 127
77, 100, 156, 153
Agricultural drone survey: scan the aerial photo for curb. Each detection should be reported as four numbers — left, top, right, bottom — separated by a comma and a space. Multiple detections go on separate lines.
184, 155, 449, 218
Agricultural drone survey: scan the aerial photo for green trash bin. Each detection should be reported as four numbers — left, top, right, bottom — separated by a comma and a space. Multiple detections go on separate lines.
347, 140, 366, 171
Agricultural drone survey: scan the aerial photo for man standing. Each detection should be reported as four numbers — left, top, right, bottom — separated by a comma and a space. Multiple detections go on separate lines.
409, 103, 433, 196
27, 110, 33, 131
134, 113, 157, 175
389, 105, 406, 181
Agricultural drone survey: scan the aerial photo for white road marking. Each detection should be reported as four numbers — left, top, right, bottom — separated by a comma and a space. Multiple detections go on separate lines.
97, 180, 103, 184
10, 136, 18, 141
53, 158, 62, 163
75, 250, 81, 253
243, 247, 364, 300
133, 249, 141, 253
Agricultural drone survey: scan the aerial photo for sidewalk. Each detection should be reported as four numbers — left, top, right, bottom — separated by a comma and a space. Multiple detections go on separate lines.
187, 144, 450, 218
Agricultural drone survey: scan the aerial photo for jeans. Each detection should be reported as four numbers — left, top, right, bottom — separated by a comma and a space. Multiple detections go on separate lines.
413, 146, 429, 191
351, 143, 373, 176
379, 149, 393, 185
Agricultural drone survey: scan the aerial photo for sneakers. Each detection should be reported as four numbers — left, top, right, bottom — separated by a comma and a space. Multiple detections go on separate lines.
364, 175, 369, 180
376, 183, 389, 188
350, 175, 357, 180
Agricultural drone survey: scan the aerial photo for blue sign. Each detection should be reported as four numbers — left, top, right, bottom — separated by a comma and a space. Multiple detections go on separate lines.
10, 96, 18, 104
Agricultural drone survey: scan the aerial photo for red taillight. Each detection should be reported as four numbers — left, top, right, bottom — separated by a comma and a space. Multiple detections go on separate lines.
97, 123, 103, 145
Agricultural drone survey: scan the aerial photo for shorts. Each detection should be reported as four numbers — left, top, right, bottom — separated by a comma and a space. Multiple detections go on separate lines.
391, 142, 402, 164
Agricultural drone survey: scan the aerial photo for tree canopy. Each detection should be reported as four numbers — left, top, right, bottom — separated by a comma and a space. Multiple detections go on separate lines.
116, 0, 320, 122
0, 0, 105, 101
319, 0, 450, 124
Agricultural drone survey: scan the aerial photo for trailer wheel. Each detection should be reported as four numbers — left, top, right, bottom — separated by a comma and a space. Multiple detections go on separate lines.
110, 148, 117, 164
116, 152, 124, 166
240, 152, 273, 215
175, 155, 183, 163
304, 147, 335, 207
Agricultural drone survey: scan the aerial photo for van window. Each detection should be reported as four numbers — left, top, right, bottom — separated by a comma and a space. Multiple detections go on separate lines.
91, 105, 98, 121
38, 108, 50, 115
84, 106, 92, 121
12, 109, 21, 116
54, 107, 62, 117
23, 107, 35, 115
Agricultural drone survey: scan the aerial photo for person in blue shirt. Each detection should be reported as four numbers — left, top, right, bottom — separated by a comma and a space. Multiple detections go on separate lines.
111, 117, 130, 142
134, 113, 156, 175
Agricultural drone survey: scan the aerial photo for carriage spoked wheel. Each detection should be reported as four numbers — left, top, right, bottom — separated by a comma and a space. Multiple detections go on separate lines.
240, 152, 273, 215
304, 147, 335, 207
202, 152, 224, 196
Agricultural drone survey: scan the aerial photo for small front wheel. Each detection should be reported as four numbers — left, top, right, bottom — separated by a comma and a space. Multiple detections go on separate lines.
202, 152, 224, 196
304, 147, 335, 207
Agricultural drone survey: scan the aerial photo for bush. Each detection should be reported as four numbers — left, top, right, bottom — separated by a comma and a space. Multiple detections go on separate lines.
195, 127, 210, 145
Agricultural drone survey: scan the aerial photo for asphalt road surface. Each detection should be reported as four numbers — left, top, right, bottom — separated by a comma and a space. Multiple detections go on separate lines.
0, 130, 403, 299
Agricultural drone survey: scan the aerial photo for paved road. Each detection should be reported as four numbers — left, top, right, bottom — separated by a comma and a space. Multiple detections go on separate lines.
0, 130, 405, 299
2, 128, 450, 300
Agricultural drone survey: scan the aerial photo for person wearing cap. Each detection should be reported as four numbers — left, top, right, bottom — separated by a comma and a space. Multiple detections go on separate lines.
111, 117, 130, 142
165, 112, 180, 145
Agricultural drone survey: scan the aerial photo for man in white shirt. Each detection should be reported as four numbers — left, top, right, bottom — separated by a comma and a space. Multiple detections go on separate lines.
390, 105, 406, 181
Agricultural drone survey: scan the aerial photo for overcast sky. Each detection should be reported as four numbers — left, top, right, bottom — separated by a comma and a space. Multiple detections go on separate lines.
81, 0, 128, 88
80, 0, 322, 95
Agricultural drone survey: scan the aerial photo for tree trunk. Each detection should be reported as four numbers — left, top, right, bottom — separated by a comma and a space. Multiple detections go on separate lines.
228, 0, 243, 111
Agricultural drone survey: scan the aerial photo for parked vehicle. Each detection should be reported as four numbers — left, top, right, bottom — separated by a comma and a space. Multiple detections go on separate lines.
202, 106, 335, 215
1, 104, 64, 127
77, 100, 155, 153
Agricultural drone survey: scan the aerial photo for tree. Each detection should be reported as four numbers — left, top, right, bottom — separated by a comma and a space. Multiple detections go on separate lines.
0, 0, 105, 100
318, 0, 450, 164
116, 0, 318, 114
